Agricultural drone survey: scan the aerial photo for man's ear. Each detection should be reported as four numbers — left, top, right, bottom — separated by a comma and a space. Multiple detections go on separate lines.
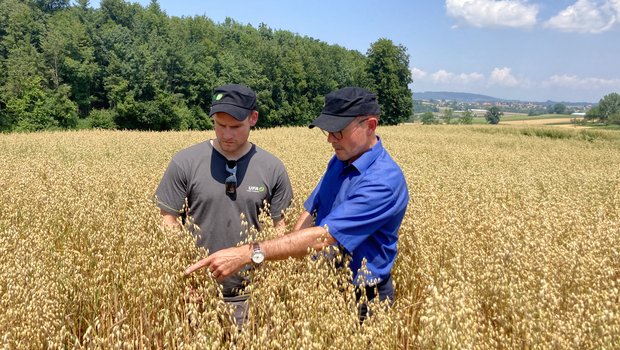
248, 111, 259, 126
367, 116, 378, 132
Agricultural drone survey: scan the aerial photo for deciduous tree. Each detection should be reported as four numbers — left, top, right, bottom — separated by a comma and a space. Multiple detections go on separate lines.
459, 110, 474, 125
485, 106, 502, 125
553, 103, 567, 114
366, 38, 413, 125
586, 92, 620, 123
443, 108, 453, 124
420, 112, 437, 125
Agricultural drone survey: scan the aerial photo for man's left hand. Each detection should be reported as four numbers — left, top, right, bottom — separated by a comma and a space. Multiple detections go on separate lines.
184, 245, 250, 282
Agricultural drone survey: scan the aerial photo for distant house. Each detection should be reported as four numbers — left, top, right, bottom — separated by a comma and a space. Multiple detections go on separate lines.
470, 109, 488, 117
571, 112, 586, 116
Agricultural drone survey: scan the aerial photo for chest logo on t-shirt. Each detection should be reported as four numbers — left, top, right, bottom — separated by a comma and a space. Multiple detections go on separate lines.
246, 185, 266, 193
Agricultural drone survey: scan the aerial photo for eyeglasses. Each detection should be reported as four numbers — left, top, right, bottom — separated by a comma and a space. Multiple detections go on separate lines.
320, 118, 371, 140
320, 129, 343, 140
225, 160, 237, 194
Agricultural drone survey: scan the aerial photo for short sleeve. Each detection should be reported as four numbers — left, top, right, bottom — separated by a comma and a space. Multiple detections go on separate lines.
269, 164, 293, 220
318, 180, 399, 253
154, 159, 188, 215
303, 175, 324, 215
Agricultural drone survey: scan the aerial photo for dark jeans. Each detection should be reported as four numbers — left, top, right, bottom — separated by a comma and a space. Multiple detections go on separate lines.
355, 274, 394, 322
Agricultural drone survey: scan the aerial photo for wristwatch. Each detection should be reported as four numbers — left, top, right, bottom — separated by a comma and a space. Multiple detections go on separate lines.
251, 243, 265, 264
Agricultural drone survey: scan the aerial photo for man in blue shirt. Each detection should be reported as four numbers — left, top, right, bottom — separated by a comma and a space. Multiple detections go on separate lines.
185, 87, 409, 319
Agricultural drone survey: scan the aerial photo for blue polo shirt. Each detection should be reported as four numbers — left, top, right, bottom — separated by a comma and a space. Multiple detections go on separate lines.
304, 137, 409, 286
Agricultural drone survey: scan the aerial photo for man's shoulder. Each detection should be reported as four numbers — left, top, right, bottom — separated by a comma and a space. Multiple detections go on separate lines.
355, 151, 408, 206
172, 141, 212, 162
364, 149, 406, 184
251, 144, 286, 167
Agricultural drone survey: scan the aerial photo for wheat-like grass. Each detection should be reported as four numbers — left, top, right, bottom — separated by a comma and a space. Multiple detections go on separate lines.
1, 126, 619, 348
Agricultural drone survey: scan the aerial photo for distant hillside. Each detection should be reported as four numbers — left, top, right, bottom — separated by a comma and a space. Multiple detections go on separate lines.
413, 91, 595, 105
414, 91, 504, 102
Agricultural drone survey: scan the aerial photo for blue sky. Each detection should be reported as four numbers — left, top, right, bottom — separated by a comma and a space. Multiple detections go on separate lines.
90, 0, 620, 103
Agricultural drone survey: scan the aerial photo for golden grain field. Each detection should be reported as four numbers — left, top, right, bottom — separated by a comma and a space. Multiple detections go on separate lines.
500, 117, 586, 129
1, 125, 619, 349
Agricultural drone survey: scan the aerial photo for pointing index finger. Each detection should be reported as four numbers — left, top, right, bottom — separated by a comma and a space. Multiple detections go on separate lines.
184, 257, 210, 275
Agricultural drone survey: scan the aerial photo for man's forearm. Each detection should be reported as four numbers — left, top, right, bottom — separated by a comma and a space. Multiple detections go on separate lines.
184, 219, 337, 280
293, 211, 313, 231
261, 226, 336, 261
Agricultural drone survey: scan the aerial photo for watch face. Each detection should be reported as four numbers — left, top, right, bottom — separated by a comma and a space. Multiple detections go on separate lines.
252, 251, 265, 264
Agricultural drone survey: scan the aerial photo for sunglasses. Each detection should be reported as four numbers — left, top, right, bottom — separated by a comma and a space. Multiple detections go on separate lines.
225, 160, 237, 194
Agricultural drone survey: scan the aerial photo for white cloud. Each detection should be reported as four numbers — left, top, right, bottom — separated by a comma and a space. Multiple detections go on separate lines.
489, 67, 520, 86
410, 68, 488, 86
411, 67, 428, 80
543, 74, 620, 89
545, 0, 620, 33
456, 72, 486, 84
426, 70, 485, 84
431, 69, 455, 84
445, 0, 538, 28
412, 67, 618, 102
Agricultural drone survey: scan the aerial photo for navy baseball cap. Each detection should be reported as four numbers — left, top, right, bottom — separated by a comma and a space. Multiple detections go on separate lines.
209, 84, 257, 121
310, 87, 381, 132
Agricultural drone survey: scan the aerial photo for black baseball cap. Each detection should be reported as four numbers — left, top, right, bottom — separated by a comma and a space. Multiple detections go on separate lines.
209, 84, 257, 121
310, 87, 381, 132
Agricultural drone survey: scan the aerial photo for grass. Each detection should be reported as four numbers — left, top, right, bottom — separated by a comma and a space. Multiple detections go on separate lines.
1, 125, 619, 348
470, 124, 620, 142
500, 113, 572, 121
429, 115, 578, 125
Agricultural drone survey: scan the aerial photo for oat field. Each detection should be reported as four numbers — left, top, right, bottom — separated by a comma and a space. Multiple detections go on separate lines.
1, 125, 619, 349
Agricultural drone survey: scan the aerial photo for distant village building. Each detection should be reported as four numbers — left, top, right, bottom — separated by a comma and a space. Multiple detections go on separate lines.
470, 109, 488, 117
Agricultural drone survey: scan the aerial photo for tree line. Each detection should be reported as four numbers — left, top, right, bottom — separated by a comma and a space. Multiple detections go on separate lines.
586, 93, 620, 125
0, 0, 413, 132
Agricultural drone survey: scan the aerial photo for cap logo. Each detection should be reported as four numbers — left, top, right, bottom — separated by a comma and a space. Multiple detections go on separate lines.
214, 93, 224, 101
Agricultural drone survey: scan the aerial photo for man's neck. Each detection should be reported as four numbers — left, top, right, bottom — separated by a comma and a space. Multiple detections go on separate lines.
347, 134, 378, 165
211, 139, 252, 160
